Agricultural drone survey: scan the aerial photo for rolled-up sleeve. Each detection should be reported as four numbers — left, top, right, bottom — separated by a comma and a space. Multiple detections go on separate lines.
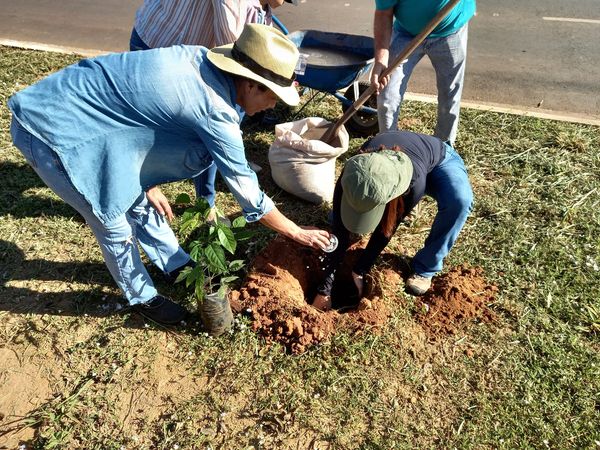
195, 108, 274, 222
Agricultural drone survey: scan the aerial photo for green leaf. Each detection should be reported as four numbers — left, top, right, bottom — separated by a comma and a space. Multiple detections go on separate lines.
229, 259, 245, 271
232, 216, 247, 228
218, 226, 236, 254
217, 284, 229, 297
220, 275, 239, 284
231, 229, 254, 241
205, 243, 227, 273
174, 266, 193, 284
175, 193, 192, 204
181, 210, 195, 222
180, 212, 201, 235
189, 245, 202, 262
195, 197, 211, 212
185, 265, 203, 288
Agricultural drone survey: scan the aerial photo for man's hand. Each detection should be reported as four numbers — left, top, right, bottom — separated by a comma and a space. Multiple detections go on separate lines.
370, 61, 390, 95
312, 293, 332, 311
146, 186, 174, 221
292, 226, 332, 251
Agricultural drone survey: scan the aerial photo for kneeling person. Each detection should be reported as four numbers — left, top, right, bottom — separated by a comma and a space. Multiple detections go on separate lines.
313, 131, 473, 311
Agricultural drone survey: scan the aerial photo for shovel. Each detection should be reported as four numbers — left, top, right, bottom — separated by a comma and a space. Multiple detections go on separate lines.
319, 0, 462, 144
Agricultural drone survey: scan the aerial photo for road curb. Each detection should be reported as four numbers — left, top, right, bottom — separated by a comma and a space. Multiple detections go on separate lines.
0, 39, 107, 58
404, 92, 600, 127
1, 39, 599, 127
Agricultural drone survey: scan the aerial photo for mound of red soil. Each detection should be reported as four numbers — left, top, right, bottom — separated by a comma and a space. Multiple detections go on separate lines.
415, 265, 497, 338
230, 236, 389, 353
230, 238, 497, 353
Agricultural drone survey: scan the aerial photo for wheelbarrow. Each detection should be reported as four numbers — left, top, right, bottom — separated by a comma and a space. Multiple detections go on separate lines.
273, 19, 379, 136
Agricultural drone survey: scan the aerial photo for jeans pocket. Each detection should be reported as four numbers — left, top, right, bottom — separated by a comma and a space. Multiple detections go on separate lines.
10, 119, 37, 169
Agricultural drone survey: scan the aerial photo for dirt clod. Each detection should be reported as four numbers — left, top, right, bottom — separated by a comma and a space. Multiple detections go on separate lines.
415, 265, 497, 339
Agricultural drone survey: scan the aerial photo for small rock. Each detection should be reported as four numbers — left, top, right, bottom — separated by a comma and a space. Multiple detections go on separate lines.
357, 299, 372, 310
200, 427, 216, 437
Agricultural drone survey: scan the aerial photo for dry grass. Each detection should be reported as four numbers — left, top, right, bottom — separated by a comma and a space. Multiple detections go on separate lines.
1, 46, 599, 449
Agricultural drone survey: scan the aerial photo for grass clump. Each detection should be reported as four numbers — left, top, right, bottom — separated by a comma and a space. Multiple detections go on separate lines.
0, 46, 599, 449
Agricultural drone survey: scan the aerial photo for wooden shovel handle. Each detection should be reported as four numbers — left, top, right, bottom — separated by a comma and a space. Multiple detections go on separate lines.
321, 0, 462, 144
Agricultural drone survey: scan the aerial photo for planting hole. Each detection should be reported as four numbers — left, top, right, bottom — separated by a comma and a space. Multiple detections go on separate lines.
231, 236, 496, 353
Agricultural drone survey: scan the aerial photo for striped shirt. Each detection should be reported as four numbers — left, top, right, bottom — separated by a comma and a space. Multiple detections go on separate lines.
134, 0, 273, 49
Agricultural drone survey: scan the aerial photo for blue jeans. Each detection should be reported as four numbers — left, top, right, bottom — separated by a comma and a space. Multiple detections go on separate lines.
412, 145, 473, 277
10, 118, 190, 305
378, 25, 469, 145
129, 27, 217, 208
193, 163, 217, 208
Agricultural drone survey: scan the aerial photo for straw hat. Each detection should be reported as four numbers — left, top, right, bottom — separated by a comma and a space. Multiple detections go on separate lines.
207, 24, 300, 106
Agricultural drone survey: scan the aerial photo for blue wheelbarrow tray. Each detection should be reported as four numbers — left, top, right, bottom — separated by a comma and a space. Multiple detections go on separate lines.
287, 30, 374, 94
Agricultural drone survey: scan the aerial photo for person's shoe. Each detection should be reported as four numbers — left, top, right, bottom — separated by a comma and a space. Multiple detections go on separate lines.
132, 295, 189, 325
405, 274, 432, 296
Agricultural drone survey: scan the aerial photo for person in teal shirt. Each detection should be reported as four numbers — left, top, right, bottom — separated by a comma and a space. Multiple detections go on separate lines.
9, 24, 331, 326
371, 0, 476, 146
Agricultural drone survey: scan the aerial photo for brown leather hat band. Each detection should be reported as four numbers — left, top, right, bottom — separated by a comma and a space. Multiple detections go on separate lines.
232, 42, 296, 87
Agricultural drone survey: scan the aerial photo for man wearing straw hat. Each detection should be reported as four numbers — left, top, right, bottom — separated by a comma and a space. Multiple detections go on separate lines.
130, 0, 299, 223
8, 24, 331, 325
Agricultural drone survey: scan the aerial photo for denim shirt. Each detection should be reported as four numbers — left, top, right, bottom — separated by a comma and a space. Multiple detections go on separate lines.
8, 45, 274, 224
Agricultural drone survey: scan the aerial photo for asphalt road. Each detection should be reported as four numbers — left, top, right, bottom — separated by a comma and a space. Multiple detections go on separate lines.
1, 0, 599, 121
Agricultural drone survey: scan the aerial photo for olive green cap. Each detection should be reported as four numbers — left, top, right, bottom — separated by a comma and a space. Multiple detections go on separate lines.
340, 150, 413, 234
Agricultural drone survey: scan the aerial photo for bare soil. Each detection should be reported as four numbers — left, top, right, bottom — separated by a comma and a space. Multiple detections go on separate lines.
415, 265, 498, 339
231, 237, 497, 353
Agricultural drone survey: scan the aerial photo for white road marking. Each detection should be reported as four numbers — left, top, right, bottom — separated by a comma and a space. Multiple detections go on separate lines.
543, 17, 600, 25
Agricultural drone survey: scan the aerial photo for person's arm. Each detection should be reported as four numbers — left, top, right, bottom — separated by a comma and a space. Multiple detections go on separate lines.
352, 203, 405, 277
371, 7, 395, 94
194, 105, 330, 250
259, 207, 331, 250
312, 179, 352, 310
212, 0, 246, 46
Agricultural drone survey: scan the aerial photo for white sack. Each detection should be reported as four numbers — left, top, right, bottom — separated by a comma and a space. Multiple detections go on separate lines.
268, 117, 349, 204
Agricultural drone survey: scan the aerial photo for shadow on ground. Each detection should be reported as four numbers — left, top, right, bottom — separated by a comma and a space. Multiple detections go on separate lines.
0, 239, 196, 331
1, 160, 80, 219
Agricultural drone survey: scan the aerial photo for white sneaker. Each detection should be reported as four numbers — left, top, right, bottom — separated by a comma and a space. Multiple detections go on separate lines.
405, 274, 432, 296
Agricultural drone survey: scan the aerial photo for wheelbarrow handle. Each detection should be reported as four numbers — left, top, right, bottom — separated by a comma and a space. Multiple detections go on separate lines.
321, 0, 462, 144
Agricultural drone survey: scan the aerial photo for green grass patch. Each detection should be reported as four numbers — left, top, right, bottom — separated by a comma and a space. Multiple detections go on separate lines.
0, 46, 599, 449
